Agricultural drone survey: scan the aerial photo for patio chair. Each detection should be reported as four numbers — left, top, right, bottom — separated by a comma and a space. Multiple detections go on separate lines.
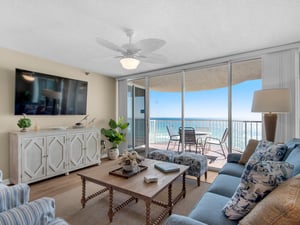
203, 128, 228, 158
166, 126, 180, 150
178, 127, 203, 153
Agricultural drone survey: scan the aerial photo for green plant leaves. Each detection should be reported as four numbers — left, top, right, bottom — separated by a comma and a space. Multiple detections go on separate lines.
17, 118, 31, 128
101, 116, 129, 148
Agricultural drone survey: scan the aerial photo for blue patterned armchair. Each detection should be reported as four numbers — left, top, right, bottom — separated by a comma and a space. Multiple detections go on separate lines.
0, 170, 68, 225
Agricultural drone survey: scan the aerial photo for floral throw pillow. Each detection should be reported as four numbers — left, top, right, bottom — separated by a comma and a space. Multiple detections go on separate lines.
223, 161, 294, 220
248, 140, 287, 163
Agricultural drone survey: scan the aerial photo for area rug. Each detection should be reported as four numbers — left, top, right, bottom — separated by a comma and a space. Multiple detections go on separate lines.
54, 177, 210, 225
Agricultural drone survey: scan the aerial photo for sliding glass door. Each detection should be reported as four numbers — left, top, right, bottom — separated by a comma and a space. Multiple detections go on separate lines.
185, 65, 229, 160
127, 81, 146, 151
231, 59, 262, 152
125, 59, 262, 168
149, 73, 182, 151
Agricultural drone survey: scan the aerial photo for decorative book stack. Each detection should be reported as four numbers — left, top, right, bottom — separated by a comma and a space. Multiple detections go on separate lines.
154, 162, 180, 173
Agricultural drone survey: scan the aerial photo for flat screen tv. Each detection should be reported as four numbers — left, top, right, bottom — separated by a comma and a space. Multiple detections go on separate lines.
15, 68, 88, 115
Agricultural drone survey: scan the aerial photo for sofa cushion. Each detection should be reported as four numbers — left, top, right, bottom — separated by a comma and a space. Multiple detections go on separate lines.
227, 153, 242, 163
223, 161, 294, 220
285, 138, 300, 148
165, 214, 208, 225
238, 139, 259, 165
285, 146, 300, 176
248, 140, 287, 163
218, 163, 245, 177
207, 174, 241, 198
189, 192, 238, 225
239, 174, 300, 225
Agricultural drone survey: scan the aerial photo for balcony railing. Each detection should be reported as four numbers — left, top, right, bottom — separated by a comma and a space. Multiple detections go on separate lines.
149, 118, 262, 152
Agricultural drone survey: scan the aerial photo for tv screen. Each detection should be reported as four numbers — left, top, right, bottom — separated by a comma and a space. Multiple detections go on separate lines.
15, 69, 88, 115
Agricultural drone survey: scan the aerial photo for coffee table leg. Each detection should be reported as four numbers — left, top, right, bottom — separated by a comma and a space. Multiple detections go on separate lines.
182, 172, 186, 198
145, 200, 151, 225
107, 187, 114, 222
168, 183, 173, 215
80, 177, 86, 208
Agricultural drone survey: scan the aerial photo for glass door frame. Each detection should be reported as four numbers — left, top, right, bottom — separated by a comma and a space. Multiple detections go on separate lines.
127, 83, 147, 151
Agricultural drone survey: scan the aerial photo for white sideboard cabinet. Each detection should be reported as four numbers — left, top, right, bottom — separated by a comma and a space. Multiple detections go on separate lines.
10, 127, 100, 184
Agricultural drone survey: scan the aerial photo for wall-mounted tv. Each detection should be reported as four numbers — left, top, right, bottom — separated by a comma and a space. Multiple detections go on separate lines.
15, 68, 88, 115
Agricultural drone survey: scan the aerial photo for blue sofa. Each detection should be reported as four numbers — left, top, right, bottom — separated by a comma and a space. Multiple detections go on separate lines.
165, 138, 300, 225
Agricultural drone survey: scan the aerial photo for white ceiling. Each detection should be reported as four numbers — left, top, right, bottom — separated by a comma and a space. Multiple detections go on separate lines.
1, 0, 300, 78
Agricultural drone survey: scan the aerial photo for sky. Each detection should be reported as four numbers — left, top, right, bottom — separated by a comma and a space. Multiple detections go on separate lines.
150, 79, 262, 121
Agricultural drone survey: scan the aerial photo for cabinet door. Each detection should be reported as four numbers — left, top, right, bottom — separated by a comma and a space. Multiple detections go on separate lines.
85, 131, 100, 164
68, 132, 85, 170
21, 136, 46, 183
47, 134, 67, 176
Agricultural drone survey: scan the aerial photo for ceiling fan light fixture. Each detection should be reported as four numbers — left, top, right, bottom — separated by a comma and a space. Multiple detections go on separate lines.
22, 73, 35, 82
120, 57, 140, 70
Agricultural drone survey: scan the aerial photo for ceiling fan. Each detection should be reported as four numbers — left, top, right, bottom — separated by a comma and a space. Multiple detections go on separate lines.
96, 29, 167, 70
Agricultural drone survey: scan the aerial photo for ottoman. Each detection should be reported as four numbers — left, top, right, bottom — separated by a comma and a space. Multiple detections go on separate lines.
148, 149, 208, 186
148, 149, 177, 162
174, 152, 208, 186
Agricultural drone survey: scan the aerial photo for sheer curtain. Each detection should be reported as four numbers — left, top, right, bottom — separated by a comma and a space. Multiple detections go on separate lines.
262, 48, 300, 142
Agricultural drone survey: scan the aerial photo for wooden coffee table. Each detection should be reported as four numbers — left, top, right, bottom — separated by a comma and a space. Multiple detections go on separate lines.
77, 158, 189, 225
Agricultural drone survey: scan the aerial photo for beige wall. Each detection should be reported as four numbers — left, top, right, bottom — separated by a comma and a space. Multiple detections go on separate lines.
0, 47, 116, 180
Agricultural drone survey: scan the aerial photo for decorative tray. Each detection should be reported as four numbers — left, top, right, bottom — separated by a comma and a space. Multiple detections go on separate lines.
109, 165, 148, 178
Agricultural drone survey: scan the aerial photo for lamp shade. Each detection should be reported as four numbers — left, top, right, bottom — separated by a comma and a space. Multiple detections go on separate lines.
120, 57, 140, 70
251, 88, 292, 113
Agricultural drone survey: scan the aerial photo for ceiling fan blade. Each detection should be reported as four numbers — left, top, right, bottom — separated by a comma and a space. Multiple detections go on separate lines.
138, 53, 167, 64
96, 37, 126, 54
121, 43, 140, 55
135, 39, 166, 54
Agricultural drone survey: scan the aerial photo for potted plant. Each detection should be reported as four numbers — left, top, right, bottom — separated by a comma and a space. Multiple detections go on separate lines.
17, 114, 32, 132
101, 116, 129, 160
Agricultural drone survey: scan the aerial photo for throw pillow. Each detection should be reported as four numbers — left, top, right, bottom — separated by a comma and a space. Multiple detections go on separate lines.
239, 174, 300, 225
247, 140, 287, 163
238, 139, 259, 165
223, 161, 294, 220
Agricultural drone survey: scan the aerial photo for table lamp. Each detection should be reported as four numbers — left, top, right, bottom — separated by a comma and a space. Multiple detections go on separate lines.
251, 88, 292, 142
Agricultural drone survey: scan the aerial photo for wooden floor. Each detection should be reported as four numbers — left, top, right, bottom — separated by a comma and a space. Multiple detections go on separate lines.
30, 158, 218, 201
29, 169, 83, 201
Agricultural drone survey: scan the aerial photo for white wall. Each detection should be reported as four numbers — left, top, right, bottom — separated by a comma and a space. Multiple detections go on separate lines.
0, 47, 116, 180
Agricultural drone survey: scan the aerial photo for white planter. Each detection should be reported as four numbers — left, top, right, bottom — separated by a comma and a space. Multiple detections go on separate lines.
108, 148, 119, 160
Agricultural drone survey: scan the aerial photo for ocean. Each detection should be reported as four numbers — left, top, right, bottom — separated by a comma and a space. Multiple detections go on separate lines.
149, 117, 262, 151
